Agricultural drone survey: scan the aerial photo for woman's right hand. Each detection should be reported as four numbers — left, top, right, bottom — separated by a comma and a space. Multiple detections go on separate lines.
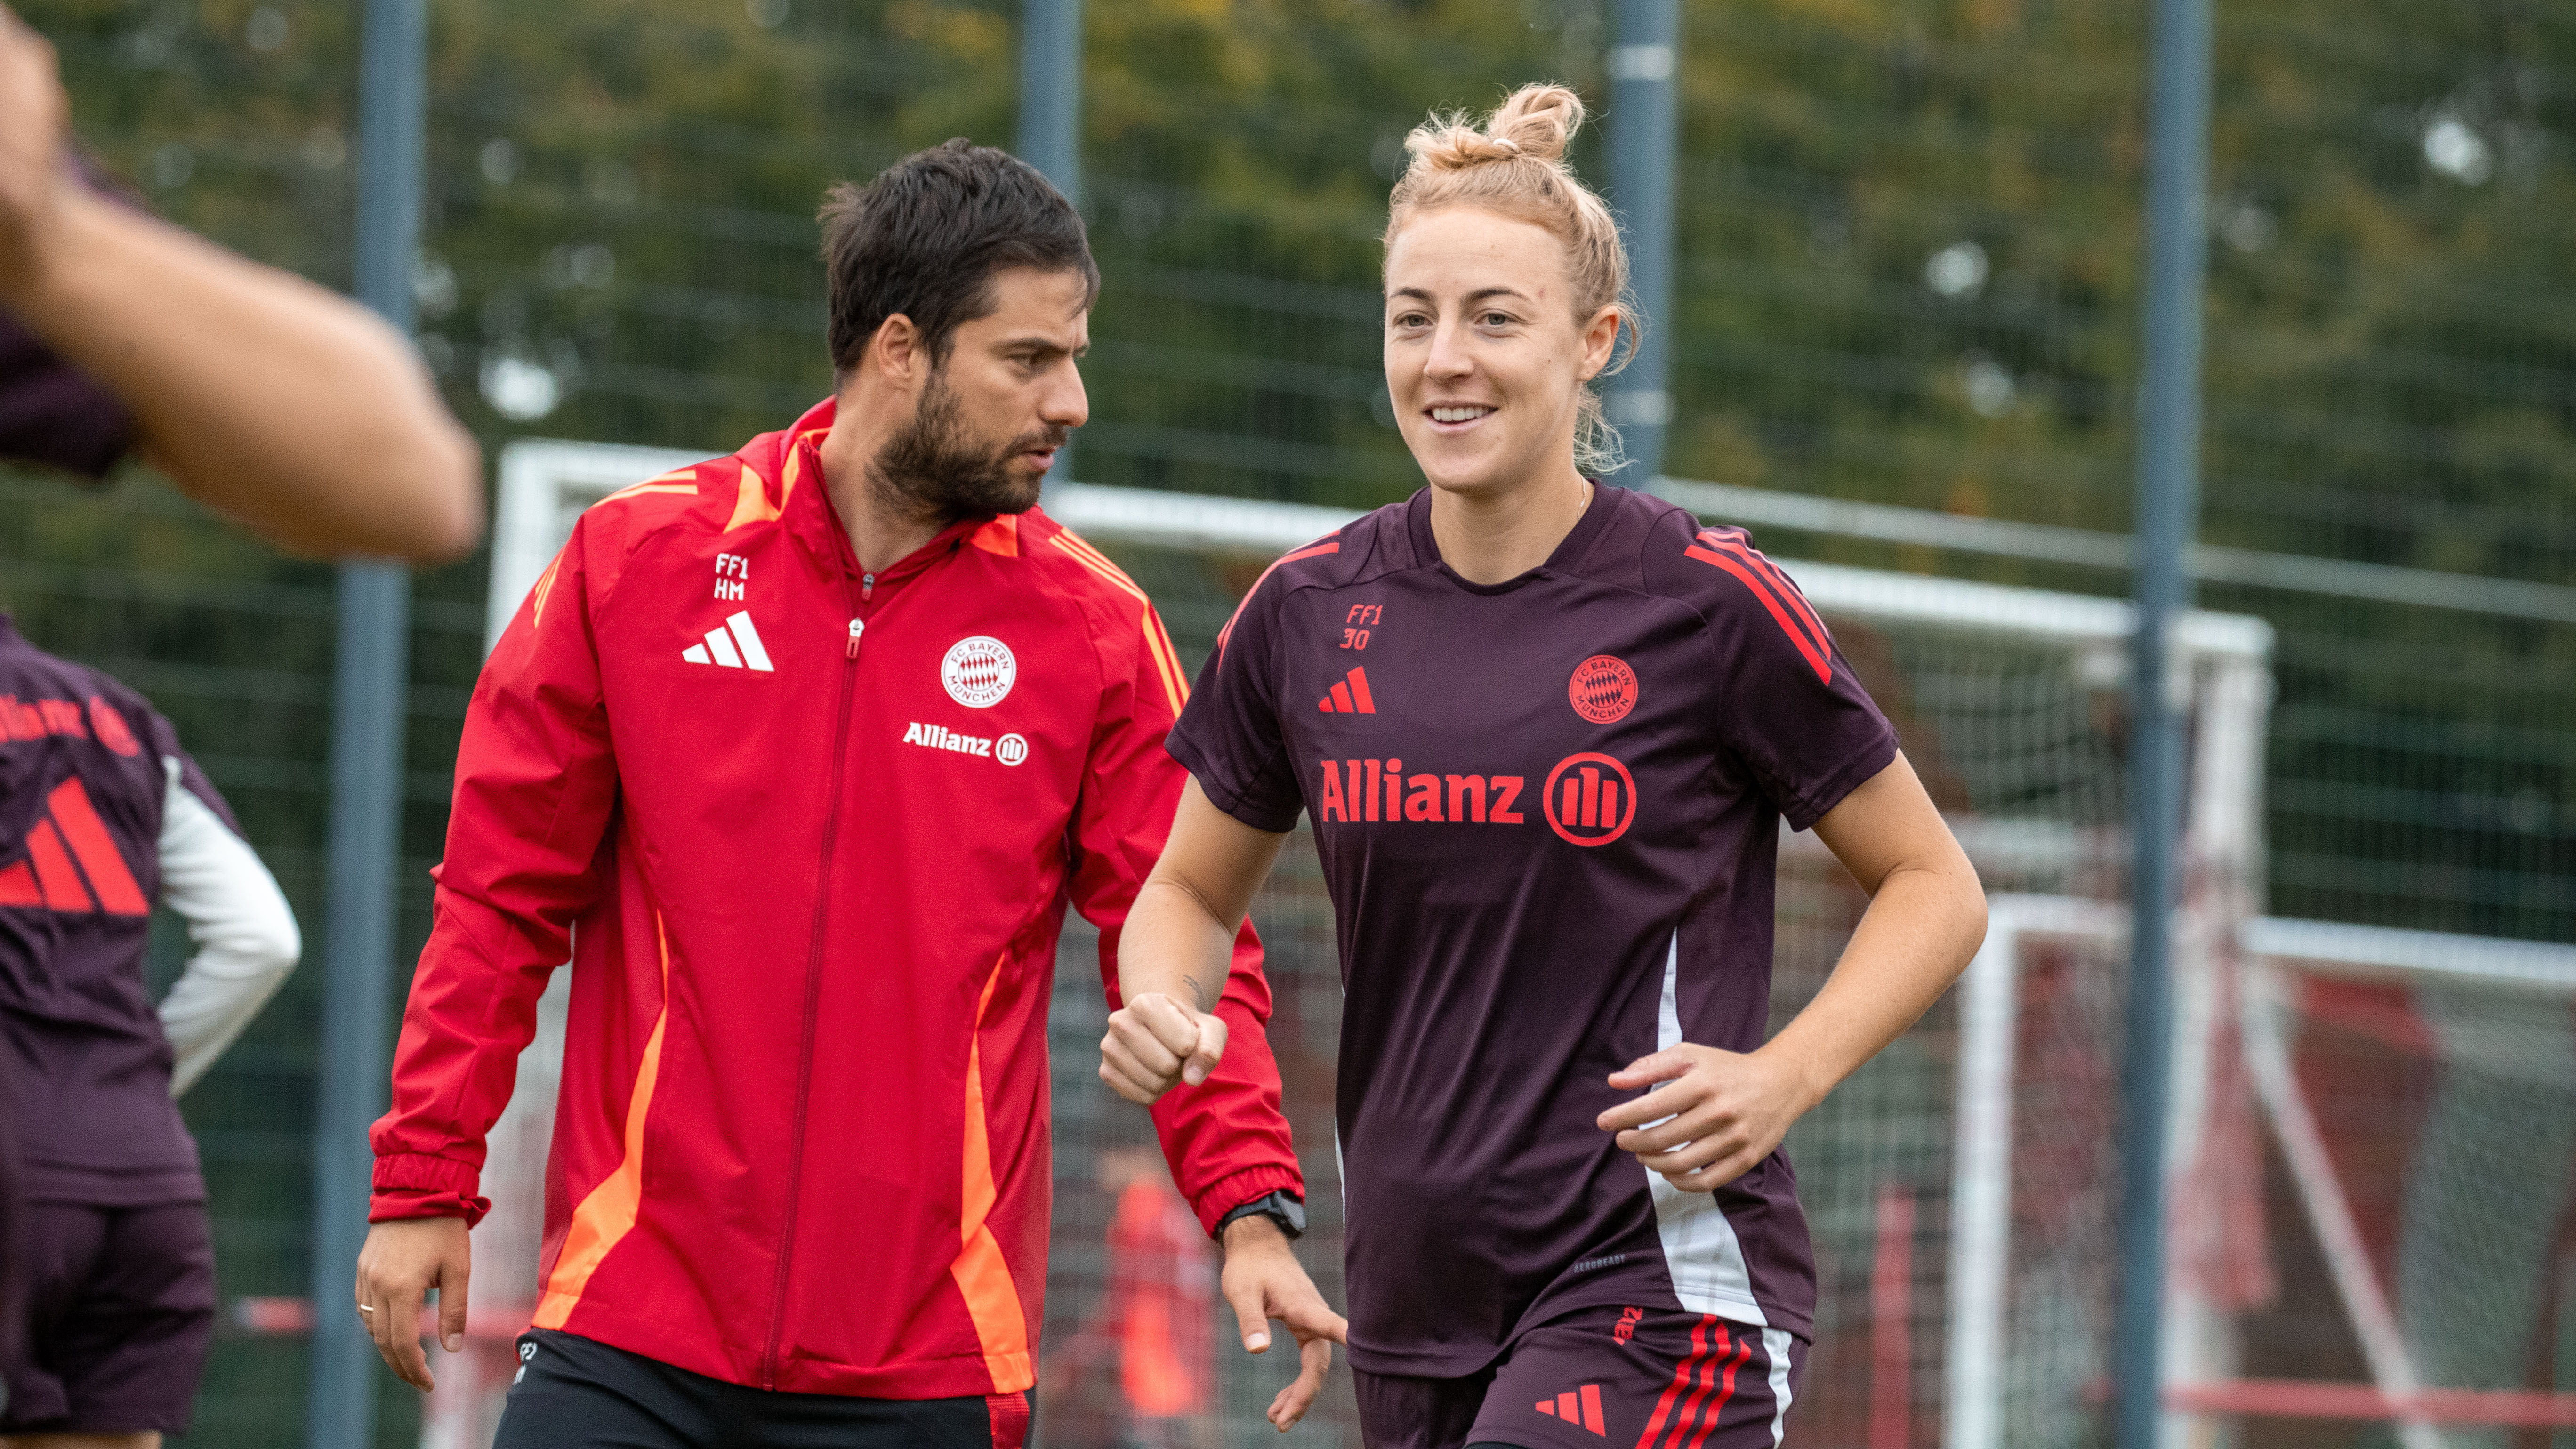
1099, 990, 1230, 1103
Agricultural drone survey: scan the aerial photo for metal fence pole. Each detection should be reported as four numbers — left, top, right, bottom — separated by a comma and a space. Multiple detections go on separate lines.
1604, 0, 1677, 489
2118, 0, 2213, 1442
1021, 0, 1083, 485
306, 0, 424, 1439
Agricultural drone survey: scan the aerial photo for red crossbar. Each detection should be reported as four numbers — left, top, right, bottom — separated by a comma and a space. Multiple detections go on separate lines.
2170, 1379, 2576, 1428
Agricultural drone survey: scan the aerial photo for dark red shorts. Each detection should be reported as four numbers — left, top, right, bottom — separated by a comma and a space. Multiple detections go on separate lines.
0, 1200, 216, 1433
1355, 1304, 1804, 1449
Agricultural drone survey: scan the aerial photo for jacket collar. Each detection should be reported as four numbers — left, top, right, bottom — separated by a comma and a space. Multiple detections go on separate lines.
744, 397, 993, 583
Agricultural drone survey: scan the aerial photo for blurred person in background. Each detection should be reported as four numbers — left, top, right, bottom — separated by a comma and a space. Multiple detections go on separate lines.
0, 2, 483, 562
0, 629, 300, 1446
1044, 1145, 1217, 1449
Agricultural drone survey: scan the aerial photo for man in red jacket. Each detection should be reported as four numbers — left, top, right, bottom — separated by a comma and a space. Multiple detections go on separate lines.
353, 139, 1342, 1448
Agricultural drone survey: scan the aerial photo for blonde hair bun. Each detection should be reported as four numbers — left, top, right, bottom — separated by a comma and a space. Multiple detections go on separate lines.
1406, 83, 1586, 172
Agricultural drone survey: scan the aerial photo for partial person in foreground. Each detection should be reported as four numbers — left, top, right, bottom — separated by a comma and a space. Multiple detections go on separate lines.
354, 139, 1340, 1449
0, 3, 481, 561
0, 621, 301, 1446
1105, 85, 1988, 1449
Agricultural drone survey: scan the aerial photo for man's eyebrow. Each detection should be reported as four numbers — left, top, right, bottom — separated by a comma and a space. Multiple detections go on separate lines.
995, 333, 1073, 353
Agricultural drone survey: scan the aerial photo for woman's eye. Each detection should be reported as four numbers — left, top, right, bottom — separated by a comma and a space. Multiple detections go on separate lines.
1480, 312, 1513, 327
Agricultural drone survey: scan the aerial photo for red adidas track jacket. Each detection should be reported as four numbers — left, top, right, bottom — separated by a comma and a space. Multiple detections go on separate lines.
369, 399, 1302, 1397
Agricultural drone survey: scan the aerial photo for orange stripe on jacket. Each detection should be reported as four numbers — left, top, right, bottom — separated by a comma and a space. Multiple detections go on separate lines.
534, 914, 674, 1328
727, 459, 781, 531
1137, 607, 1190, 716
602, 467, 701, 503
951, 957, 1034, 1392
528, 554, 564, 630
1048, 531, 1149, 604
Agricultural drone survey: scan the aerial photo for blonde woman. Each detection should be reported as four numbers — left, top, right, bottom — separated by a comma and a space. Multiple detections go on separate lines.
1105, 86, 1987, 1449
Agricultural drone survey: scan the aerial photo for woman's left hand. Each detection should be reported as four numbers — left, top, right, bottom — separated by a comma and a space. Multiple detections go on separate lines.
1596, 1044, 1819, 1192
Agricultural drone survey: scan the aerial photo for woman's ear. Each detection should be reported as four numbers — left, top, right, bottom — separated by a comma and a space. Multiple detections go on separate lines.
1576, 305, 1623, 383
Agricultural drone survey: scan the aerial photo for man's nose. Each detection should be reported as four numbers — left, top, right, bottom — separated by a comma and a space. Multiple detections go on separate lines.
1044, 358, 1089, 431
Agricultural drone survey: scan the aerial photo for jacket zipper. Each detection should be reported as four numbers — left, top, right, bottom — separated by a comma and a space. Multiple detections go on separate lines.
759, 594, 866, 1388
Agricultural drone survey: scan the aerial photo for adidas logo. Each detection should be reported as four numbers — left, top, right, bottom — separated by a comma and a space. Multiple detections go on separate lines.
1316, 665, 1377, 714
682, 611, 774, 672
1534, 1384, 1606, 1435
0, 777, 149, 917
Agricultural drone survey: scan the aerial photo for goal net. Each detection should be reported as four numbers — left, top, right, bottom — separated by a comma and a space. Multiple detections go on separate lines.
442, 441, 2573, 1449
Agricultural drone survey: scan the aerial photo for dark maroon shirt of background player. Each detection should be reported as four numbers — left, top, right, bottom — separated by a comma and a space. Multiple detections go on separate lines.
0, 617, 230, 1206
1169, 485, 1897, 1377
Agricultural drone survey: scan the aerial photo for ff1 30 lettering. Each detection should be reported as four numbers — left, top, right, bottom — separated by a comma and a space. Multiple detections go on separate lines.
1340, 601, 1383, 651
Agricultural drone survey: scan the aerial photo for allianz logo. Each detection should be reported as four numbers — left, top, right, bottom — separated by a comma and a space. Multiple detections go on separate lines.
902, 721, 1029, 767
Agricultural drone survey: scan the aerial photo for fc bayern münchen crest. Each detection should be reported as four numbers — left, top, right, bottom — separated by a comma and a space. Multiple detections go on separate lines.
941, 636, 1017, 708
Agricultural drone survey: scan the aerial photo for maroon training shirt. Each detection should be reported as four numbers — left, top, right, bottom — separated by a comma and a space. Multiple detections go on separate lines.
1168, 484, 1898, 1376
0, 618, 231, 1205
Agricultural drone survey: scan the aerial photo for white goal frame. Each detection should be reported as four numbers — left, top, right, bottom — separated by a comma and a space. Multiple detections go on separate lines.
1952, 902, 2576, 1449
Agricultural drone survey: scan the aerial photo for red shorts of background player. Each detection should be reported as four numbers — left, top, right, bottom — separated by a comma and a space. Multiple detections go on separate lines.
1353, 1304, 1804, 1449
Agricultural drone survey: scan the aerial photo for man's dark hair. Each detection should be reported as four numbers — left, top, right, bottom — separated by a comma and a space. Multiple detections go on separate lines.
820, 139, 1099, 378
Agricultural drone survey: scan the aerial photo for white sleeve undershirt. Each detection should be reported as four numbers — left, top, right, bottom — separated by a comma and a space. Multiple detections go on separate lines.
153, 755, 301, 1097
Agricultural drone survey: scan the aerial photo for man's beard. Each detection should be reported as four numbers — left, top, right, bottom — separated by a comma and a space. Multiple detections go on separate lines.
868, 373, 1063, 524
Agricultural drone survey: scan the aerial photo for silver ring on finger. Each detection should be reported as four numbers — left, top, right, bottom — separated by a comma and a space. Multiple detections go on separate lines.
358, 1304, 376, 1314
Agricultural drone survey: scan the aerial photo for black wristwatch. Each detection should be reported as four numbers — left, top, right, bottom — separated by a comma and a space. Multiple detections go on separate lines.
1214, 1189, 1307, 1241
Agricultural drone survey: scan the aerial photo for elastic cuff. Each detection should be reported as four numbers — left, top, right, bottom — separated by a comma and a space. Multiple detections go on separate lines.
370, 1153, 491, 1228
1188, 1163, 1304, 1239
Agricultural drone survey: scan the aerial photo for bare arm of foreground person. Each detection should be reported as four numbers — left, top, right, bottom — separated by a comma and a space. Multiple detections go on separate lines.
0, 7, 482, 561
1594, 753, 1988, 1188
1079, 614, 1345, 1431
1102, 779, 1290, 1104
1104, 778, 1344, 1433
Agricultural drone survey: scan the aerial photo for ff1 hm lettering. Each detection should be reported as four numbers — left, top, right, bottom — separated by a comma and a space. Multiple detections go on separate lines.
1315, 758, 1525, 825
712, 552, 750, 601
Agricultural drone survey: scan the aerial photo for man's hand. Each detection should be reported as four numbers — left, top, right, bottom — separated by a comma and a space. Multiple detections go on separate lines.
0, 3, 72, 297
354, 1216, 471, 1392
1098, 990, 1228, 1105
1597, 1044, 1820, 1192
1220, 1215, 1347, 1433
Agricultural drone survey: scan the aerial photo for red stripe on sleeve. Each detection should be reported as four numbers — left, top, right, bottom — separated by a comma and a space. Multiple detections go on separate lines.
1216, 540, 1339, 654
1683, 546, 1834, 684
1699, 532, 1835, 662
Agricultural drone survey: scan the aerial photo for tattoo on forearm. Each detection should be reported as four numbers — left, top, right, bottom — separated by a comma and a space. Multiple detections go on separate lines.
1179, 973, 1208, 1013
